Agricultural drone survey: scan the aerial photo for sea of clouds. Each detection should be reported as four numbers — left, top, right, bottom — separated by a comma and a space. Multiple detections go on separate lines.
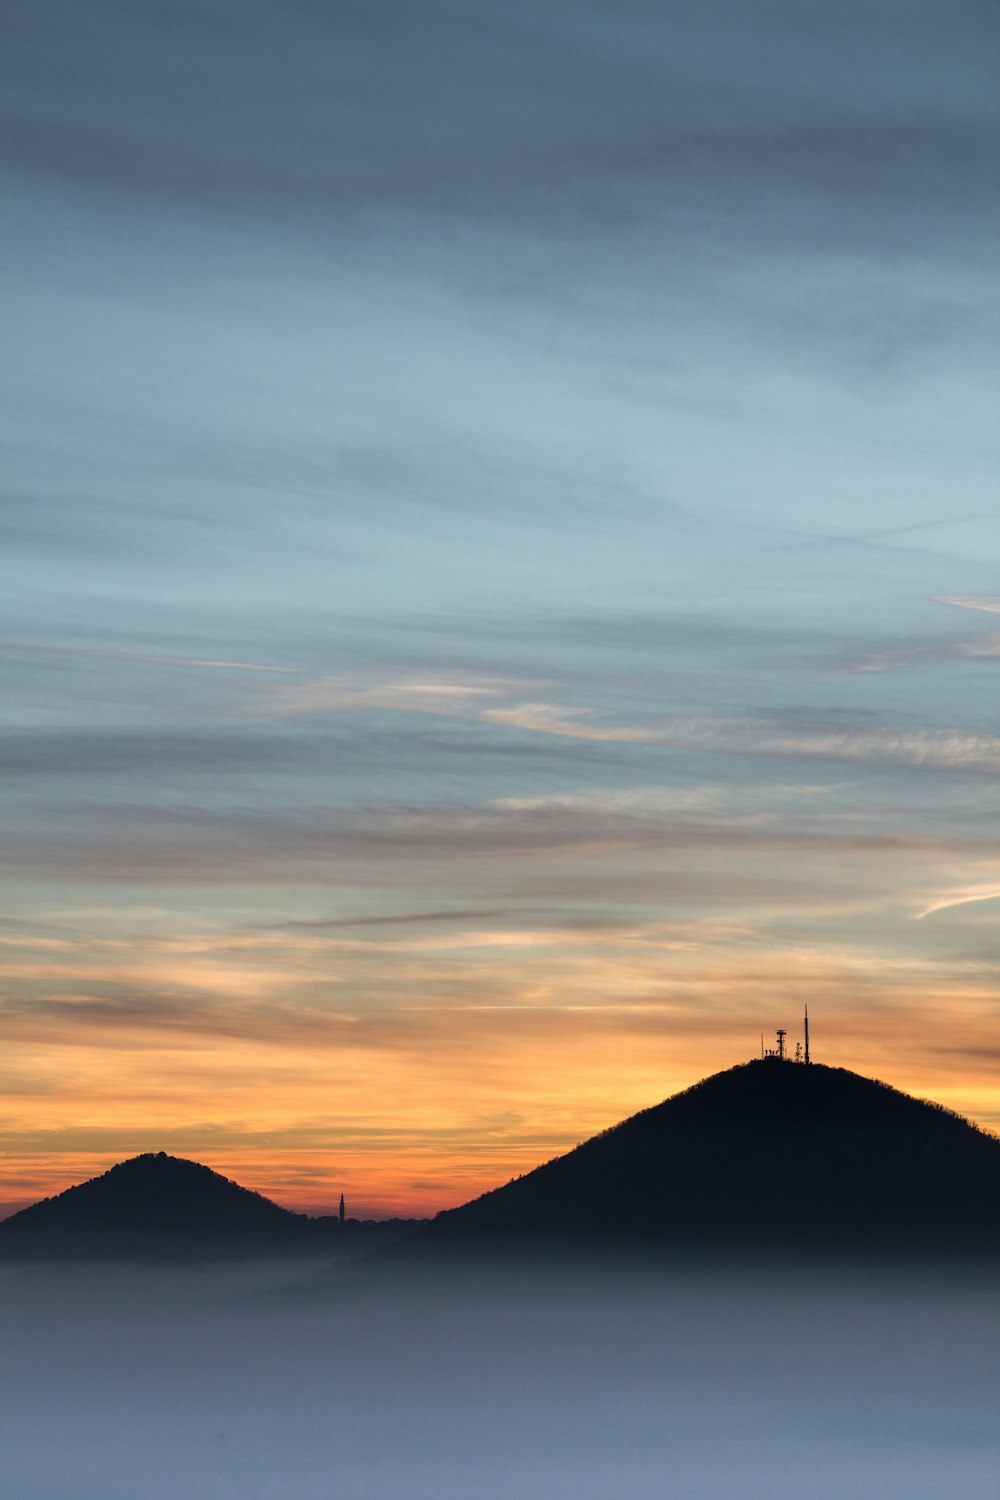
1, 1257, 996, 1499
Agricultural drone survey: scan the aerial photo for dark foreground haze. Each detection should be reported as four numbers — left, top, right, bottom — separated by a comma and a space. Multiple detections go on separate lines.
1, 1259, 996, 1499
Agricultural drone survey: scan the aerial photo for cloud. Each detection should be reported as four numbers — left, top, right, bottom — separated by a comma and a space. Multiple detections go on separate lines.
0, 729, 302, 779
245, 672, 532, 720
934, 595, 1000, 615
0, 643, 304, 673
916, 884, 1000, 919
842, 593, 1000, 672
284, 907, 529, 931
4, 780, 991, 902
0, 719, 612, 786
480, 702, 661, 742
3, 915, 994, 1056
247, 670, 1000, 773
850, 630, 1000, 672
5, 0, 994, 263
479, 708, 1000, 774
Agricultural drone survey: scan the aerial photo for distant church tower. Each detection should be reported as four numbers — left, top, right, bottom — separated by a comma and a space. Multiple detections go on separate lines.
339, 1193, 345, 1226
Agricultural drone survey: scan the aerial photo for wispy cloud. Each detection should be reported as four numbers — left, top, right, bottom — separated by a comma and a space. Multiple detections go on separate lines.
484, 708, 1000, 771
933, 596, 1000, 615
248, 671, 1000, 773
480, 702, 661, 742
850, 631, 1000, 672
843, 594, 1000, 673
245, 672, 532, 718
916, 884, 1000, 919
0, 643, 304, 673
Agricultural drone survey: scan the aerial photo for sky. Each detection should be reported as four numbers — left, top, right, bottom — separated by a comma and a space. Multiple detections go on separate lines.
1, 0, 998, 1217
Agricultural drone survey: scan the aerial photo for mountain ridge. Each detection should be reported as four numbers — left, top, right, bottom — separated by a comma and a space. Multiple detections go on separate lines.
3, 1063, 996, 1263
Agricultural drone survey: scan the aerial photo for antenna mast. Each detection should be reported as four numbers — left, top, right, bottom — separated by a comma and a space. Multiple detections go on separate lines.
804, 1004, 810, 1065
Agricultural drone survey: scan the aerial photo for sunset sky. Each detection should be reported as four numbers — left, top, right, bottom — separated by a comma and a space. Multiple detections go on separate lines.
2, 1, 998, 1218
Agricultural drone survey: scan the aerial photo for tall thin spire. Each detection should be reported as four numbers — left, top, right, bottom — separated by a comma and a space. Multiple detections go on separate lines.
339, 1192, 345, 1226
804, 1004, 810, 1065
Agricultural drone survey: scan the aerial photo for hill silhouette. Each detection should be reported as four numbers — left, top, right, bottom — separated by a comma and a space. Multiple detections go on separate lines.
405, 1061, 1000, 1262
0, 1153, 308, 1258
0, 1153, 428, 1260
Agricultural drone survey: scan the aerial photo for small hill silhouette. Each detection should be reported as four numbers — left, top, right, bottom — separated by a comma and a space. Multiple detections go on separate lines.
0, 1153, 307, 1258
407, 1061, 1000, 1262
0, 1153, 426, 1260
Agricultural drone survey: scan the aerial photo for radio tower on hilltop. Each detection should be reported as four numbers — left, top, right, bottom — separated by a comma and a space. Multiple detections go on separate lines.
760, 1009, 812, 1063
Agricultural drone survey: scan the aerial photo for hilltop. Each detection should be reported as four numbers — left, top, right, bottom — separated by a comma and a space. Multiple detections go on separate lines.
404, 1061, 1000, 1262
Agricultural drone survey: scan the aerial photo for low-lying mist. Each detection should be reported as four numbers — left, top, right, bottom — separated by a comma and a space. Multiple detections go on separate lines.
1, 1257, 996, 1499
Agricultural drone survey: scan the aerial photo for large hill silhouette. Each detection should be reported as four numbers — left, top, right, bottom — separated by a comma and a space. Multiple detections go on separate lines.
406, 1061, 1000, 1261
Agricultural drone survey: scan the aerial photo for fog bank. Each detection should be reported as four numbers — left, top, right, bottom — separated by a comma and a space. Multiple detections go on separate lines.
1, 1259, 996, 1499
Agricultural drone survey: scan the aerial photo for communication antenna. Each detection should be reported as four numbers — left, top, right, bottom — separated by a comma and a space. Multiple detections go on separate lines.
776, 1028, 786, 1061
804, 1004, 810, 1065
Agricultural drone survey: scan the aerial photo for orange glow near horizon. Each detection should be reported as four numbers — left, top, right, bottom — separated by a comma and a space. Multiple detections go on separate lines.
2, 913, 997, 1219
